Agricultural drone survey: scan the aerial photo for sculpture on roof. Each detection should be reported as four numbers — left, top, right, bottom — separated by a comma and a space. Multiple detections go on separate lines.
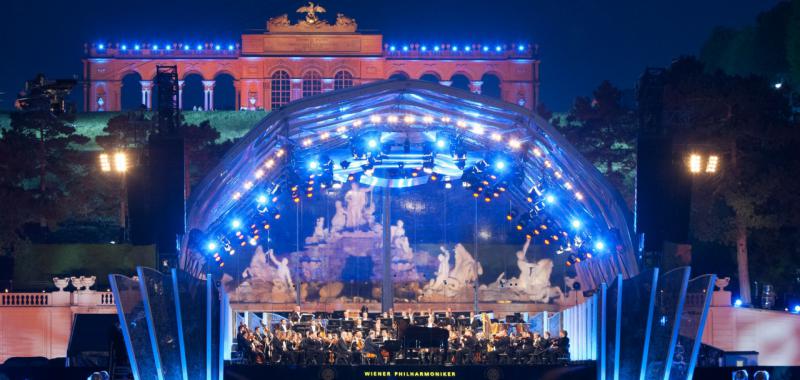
267, 3, 357, 33
297, 2, 326, 25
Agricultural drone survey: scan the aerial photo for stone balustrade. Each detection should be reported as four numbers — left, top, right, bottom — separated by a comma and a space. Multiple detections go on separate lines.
0, 290, 115, 307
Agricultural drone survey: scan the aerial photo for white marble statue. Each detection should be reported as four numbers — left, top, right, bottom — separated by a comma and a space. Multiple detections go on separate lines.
344, 183, 371, 228
391, 220, 413, 260
515, 238, 536, 289
268, 249, 295, 293
242, 246, 274, 280
305, 217, 327, 244
450, 243, 483, 286
363, 197, 377, 228
330, 201, 347, 236
429, 246, 451, 290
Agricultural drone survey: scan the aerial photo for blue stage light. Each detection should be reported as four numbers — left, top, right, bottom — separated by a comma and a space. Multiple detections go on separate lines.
367, 139, 379, 149
571, 219, 582, 229
793, 305, 800, 313
482, 46, 489, 52
257, 195, 268, 204
494, 161, 506, 170
402, 45, 409, 52
434, 46, 440, 52
734, 299, 743, 307
389, 45, 396, 51
215, 44, 221, 51
165, 45, 172, 50
452, 46, 458, 52
206, 242, 217, 251
183, 44, 190, 51
518, 45, 525, 52
152, 44, 159, 50
495, 45, 502, 52
134, 44, 141, 51
594, 241, 605, 251
231, 219, 242, 229
308, 161, 320, 170
464, 46, 471, 52
421, 46, 427, 52
545, 194, 556, 204
98, 44, 105, 50
228, 44, 234, 51
121, 44, 127, 51
196, 44, 203, 51
436, 139, 447, 149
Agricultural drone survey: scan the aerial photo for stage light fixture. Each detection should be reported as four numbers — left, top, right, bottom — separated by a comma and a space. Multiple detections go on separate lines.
571, 219, 582, 229
390, 45, 396, 51
734, 299, 743, 307
594, 241, 605, 251
196, 44, 203, 51
153, 44, 159, 50
495, 45, 502, 52
689, 153, 702, 173
99, 153, 111, 172
98, 44, 105, 50
434, 46, 440, 52
121, 44, 128, 51
183, 45, 190, 51
545, 194, 556, 204
793, 305, 800, 313
464, 46, 471, 52
134, 44, 141, 50
436, 139, 447, 149
207, 242, 217, 251
452, 46, 458, 52
215, 44, 221, 51
257, 194, 268, 204
367, 139, 379, 149
228, 44, 234, 50
308, 161, 319, 170
166, 45, 172, 50
494, 161, 506, 170
482, 46, 489, 52
231, 219, 242, 229
518, 45, 525, 52
113, 152, 128, 172
421, 46, 427, 52
402, 45, 409, 52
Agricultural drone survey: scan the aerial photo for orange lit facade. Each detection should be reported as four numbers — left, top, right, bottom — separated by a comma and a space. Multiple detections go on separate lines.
82, 14, 539, 112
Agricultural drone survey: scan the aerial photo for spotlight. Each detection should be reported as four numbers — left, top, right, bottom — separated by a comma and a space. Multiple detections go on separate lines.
792, 305, 800, 313
434, 46, 440, 52
594, 241, 605, 251
215, 44, 221, 50
390, 45, 396, 51
121, 44, 128, 51
367, 139, 379, 149
207, 242, 217, 251
421, 45, 427, 51
571, 220, 581, 229
436, 139, 447, 149
231, 219, 242, 229
257, 195, 268, 204
134, 44, 141, 50
153, 44, 159, 50
545, 194, 556, 204
494, 161, 506, 170
183, 44, 190, 51
734, 299, 743, 307
98, 43, 105, 50
495, 45, 502, 52
165, 45, 172, 50
248, 237, 258, 246
402, 45, 409, 52
517, 45, 525, 52
464, 45, 471, 51
228, 44, 234, 51
452, 46, 458, 52
482, 46, 489, 52
308, 161, 319, 170
196, 44, 203, 51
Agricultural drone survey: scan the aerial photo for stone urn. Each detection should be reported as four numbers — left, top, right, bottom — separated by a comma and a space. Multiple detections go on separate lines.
82, 276, 97, 291
52, 277, 70, 292
70, 276, 84, 291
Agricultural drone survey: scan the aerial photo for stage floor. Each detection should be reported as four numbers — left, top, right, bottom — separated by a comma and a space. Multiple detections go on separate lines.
223, 363, 596, 380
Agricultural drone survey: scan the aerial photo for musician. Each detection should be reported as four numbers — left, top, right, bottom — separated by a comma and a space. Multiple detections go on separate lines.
546, 330, 570, 362
363, 330, 381, 364
236, 324, 249, 359
333, 332, 352, 364
469, 312, 482, 331
277, 318, 290, 333
514, 331, 534, 364
440, 308, 456, 328
290, 305, 302, 324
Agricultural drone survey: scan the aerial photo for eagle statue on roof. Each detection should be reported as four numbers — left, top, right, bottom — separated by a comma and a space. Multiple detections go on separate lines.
297, 2, 326, 24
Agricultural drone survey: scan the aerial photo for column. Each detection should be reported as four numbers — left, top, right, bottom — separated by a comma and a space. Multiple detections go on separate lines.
469, 80, 484, 94
233, 81, 241, 110
140, 80, 153, 110
290, 78, 303, 101
177, 80, 185, 110
322, 78, 334, 92
438, 80, 452, 87
202, 80, 215, 111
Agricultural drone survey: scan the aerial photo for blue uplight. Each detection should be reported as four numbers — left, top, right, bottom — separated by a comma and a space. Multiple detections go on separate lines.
196, 44, 203, 51
206, 242, 217, 251
228, 44, 234, 51
214, 44, 221, 51
165, 45, 172, 50
98, 44, 105, 50
452, 46, 458, 52
734, 299, 743, 307
494, 161, 506, 170
571, 219, 582, 229
594, 241, 605, 251
231, 219, 242, 229
464, 46, 471, 52
421, 46, 427, 52
482, 46, 489, 52
134, 44, 141, 51
389, 45, 396, 52
367, 139, 379, 149
257, 195, 268, 204
545, 194, 556, 204
183, 44, 190, 51
518, 45, 525, 52
792, 305, 800, 313
434, 46, 440, 52
308, 161, 320, 170
495, 45, 502, 52
152, 44, 159, 50
435, 139, 447, 149
402, 45, 409, 52
121, 44, 128, 51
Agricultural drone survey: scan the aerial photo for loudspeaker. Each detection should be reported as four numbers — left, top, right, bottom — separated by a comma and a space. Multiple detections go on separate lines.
127, 166, 153, 245
149, 135, 185, 266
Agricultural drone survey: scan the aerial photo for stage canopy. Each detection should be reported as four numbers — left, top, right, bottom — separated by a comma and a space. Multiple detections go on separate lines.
185, 79, 637, 294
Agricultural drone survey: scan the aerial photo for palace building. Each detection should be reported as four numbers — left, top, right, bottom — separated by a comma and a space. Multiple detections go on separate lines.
82, 9, 539, 112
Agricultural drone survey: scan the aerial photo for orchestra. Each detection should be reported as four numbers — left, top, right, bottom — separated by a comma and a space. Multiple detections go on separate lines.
236, 308, 570, 366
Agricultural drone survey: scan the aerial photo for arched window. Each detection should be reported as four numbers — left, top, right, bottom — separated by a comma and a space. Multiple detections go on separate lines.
271, 70, 290, 109
302, 70, 322, 97
334, 70, 353, 90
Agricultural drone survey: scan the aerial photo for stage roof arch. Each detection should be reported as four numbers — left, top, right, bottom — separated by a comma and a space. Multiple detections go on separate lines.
186, 79, 638, 289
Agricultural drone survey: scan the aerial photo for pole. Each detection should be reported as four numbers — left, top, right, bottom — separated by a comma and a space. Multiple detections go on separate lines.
473, 198, 479, 314
381, 188, 393, 313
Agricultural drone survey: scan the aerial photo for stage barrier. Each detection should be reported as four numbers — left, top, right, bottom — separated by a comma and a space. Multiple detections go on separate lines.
109, 267, 224, 380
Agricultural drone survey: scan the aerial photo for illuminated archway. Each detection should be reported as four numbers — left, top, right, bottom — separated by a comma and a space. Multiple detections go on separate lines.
120, 72, 143, 110
186, 80, 636, 293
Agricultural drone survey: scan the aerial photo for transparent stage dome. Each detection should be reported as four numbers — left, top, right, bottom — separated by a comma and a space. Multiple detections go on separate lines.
185, 80, 637, 305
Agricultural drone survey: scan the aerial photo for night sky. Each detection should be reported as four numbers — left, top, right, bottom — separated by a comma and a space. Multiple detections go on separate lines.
0, 0, 780, 112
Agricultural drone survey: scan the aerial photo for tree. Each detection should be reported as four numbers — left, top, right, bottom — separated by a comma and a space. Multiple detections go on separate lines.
553, 81, 638, 207
0, 108, 89, 253
663, 58, 800, 305
181, 119, 222, 190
